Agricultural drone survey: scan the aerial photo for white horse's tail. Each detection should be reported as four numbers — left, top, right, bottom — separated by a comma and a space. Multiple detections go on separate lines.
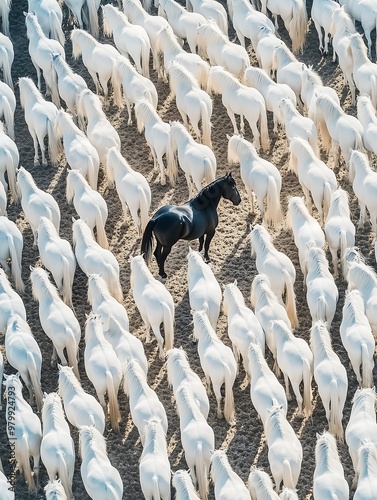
282, 269, 298, 329
259, 101, 269, 152
94, 205, 109, 249
152, 476, 160, 500
224, 363, 235, 424
289, 0, 307, 54
47, 118, 60, 167
106, 370, 121, 433
86, 0, 99, 39
108, 267, 123, 303
141, 39, 150, 78
61, 256, 73, 308
323, 182, 332, 224
18, 433, 36, 492
111, 63, 123, 108
162, 302, 174, 351
340, 230, 349, 278
264, 175, 282, 227
49, 11, 65, 47
204, 157, 216, 185
7, 233, 24, 293
282, 459, 295, 489
166, 133, 178, 186
1, 95, 14, 139
0, 4, 9, 37
138, 186, 150, 235
0, 46, 12, 90
361, 342, 373, 389
371, 75, 377, 110
4, 148, 19, 203
66, 328, 80, 380
329, 378, 343, 440
302, 357, 312, 417
27, 351, 43, 411
316, 296, 327, 324
195, 442, 208, 500
200, 101, 212, 148
57, 450, 72, 500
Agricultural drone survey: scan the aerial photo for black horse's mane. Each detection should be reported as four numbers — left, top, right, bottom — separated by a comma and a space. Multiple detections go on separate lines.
191, 173, 234, 210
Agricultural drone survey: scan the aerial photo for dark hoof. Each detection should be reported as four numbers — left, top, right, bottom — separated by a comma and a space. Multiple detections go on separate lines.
159, 272, 167, 279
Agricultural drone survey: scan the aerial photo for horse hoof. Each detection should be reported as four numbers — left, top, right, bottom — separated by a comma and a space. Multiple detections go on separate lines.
34, 159, 40, 166
159, 272, 167, 279
42, 159, 48, 166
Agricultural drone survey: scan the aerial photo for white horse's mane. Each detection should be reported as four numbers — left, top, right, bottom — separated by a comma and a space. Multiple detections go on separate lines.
251, 224, 276, 257
350, 387, 377, 416
348, 261, 377, 291
169, 62, 200, 93
310, 321, 333, 357
175, 384, 203, 421
166, 348, 191, 384
211, 450, 232, 480
19, 77, 44, 108
59, 366, 82, 400
142, 419, 165, 454
88, 274, 111, 303
192, 309, 216, 341
208, 66, 239, 94
85, 313, 106, 344
316, 94, 343, 121
72, 219, 95, 247
266, 402, 288, 439
327, 189, 350, 219
342, 289, 367, 325
31, 267, 60, 302
130, 255, 154, 287
273, 45, 297, 66
135, 99, 162, 132
228, 134, 257, 165
245, 66, 273, 88
79, 426, 108, 461
78, 89, 106, 120
349, 32, 369, 62
248, 467, 275, 499
315, 432, 341, 473
0, 268, 15, 294
52, 53, 73, 77
42, 392, 67, 431
251, 274, 276, 307
288, 197, 313, 223
198, 21, 227, 43
187, 249, 215, 280
25, 11, 44, 38
305, 245, 331, 278
223, 281, 245, 312
160, 0, 185, 20
38, 216, 58, 242
357, 441, 377, 477
172, 470, 197, 498
17, 167, 38, 191
124, 358, 149, 398
302, 65, 323, 87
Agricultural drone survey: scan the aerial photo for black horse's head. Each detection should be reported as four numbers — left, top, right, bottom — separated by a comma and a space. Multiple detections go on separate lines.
221, 173, 241, 206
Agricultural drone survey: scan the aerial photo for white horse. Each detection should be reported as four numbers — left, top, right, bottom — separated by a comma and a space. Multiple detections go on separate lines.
255, 25, 285, 77
331, 6, 357, 104
354, 441, 377, 499
250, 224, 297, 327
349, 33, 377, 108
62, 0, 100, 37
0, 81, 15, 140
248, 467, 280, 499
186, 0, 228, 35
300, 63, 340, 120
227, 135, 281, 225
289, 137, 337, 224
347, 260, 377, 336
3, 374, 42, 493
172, 469, 201, 500
304, 243, 339, 328
313, 431, 349, 500
168, 62, 213, 148
0, 268, 26, 334
158, 0, 206, 53
244, 66, 296, 134
196, 21, 250, 79
357, 95, 377, 158
84, 313, 122, 432
112, 55, 158, 126
139, 419, 171, 500
286, 196, 325, 276
310, 321, 348, 440
76, 89, 121, 172
250, 274, 292, 372
37, 216, 76, 308
155, 25, 209, 86
71, 29, 121, 104
17, 166, 60, 247
175, 385, 215, 500
210, 450, 250, 499
58, 365, 106, 435
272, 320, 313, 417
265, 400, 302, 492
187, 247, 222, 330
24, 12, 64, 104
313, 94, 364, 168
227, 0, 275, 51
272, 45, 306, 112
72, 218, 123, 302
192, 309, 237, 423
130, 254, 174, 358
0, 0, 10, 36
166, 120, 216, 197
30, 267, 80, 377
28, 0, 64, 46
54, 109, 99, 190
340, 290, 374, 389
279, 487, 299, 499
5, 316, 44, 410
247, 342, 288, 427
66, 169, 108, 249
339, 0, 377, 61
0, 32, 13, 91
261, 0, 307, 54
166, 347, 209, 419
51, 52, 88, 120
345, 388, 377, 487
18, 76, 60, 166
41, 393, 75, 500
324, 188, 355, 278
0, 177, 5, 214
279, 97, 319, 154
134, 99, 171, 186
223, 280, 265, 376
79, 425, 123, 500
44, 480, 68, 500
123, 358, 168, 442
311, 0, 339, 55
0, 121, 18, 204
349, 149, 377, 233
102, 4, 151, 78
208, 68, 269, 152
0, 216, 24, 293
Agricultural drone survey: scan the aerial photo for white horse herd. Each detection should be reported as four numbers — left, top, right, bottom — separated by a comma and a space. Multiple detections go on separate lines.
2, 0, 377, 498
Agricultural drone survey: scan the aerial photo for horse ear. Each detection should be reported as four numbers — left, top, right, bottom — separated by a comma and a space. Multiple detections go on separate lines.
316, 432, 321, 439
29, 265, 34, 272
23, 11, 27, 16
226, 134, 232, 141
71, 216, 76, 223
234, 279, 237, 286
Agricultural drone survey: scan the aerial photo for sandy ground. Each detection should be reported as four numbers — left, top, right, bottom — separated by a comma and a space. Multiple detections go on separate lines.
0, 0, 376, 498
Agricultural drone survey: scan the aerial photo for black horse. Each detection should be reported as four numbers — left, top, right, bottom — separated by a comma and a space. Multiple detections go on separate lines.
141, 173, 241, 278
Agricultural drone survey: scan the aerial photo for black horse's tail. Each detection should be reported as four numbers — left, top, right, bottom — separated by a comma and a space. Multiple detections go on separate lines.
141, 219, 155, 266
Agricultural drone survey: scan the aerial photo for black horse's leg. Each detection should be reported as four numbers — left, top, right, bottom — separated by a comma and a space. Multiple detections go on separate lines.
198, 235, 204, 253
154, 240, 163, 265
203, 230, 216, 262
158, 246, 172, 279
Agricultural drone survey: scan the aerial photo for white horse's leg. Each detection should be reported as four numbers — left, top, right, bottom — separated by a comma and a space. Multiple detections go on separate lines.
51, 344, 57, 367
151, 324, 165, 359
350, 358, 362, 387
212, 381, 223, 419
313, 21, 324, 53
128, 204, 141, 236
331, 141, 340, 168
329, 247, 339, 278
273, 113, 279, 133
358, 201, 367, 228
240, 115, 245, 135
121, 200, 129, 222
31, 60, 42, 90
365, 29, 373, 59
235, 29, 246, 48
22, 371, 34, 405
30, 130, 40, 166
33, 453, 40, 490
124, 98, 133, 126
185, 173, 195, 198
56, 346, 68, 366
205, 374, 212, 395
301, 185, 312, 213
283, 373, 292, 401
245, 186, 256, 214
226, 107, 239, 134
88, 70, 101, 95
291, 379, 304, 417
157, 154, 166, 186
142, 315, 152, 343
